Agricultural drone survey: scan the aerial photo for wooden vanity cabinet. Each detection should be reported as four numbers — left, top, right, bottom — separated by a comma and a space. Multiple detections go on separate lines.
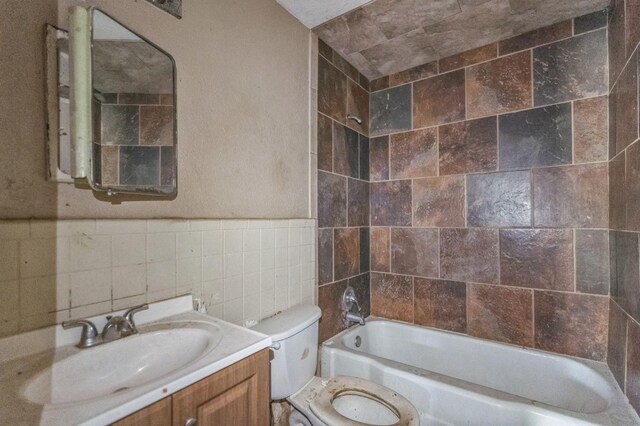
112, 349, 270, 426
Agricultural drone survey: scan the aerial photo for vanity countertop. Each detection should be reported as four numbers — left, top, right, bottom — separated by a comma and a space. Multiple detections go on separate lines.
0, 297, 271, 425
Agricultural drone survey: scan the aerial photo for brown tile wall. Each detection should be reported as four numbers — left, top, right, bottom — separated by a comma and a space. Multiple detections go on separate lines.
317, 41, 371, 341
366, 14, 611, 363
607, 0, 640, 415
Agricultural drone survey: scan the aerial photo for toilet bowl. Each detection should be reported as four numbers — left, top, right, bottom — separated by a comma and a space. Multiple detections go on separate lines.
252, 305, 419, 426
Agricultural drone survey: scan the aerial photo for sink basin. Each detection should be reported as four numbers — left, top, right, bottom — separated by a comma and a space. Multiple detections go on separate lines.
22, 323, 222, 405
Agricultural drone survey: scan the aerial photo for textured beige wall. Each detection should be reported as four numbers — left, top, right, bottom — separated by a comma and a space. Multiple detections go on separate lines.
0, 0, 312, 219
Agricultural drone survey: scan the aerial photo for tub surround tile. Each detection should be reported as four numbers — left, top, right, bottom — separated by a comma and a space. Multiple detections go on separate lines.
370, 84, 412, 136
119, 146, 160, 186
499, 229, 574, 291
347, 179, 369, 227
360, 228, 370, 273
627, 0, 640, 64
101, 146, 119, 186
371, 180, 412, 226
573, 96, 609, 164
318, 56, 347, 123
389, 61, 437, 87
626, 142, 640, 232
534, 291, 608, 361
414, 278, 466, 333
466, 171, 531, 228
575, 230, 610, 295
319, 280, 348, 342
370, 76, 389, 92
498, 20, 572, 56
160, 146, 175, 186
440, 228, 499, 284
499, 103, 572, 170
347, 79, 370, 134
318, 172, 347, 228
118, 93, 159, 105
533, 29, 608, 106
533, 163, 608, 228
333, 122, 359, 178
438, 117, 497, 176
389, 128, 438, 179
390, 228, 439, 278
466, 51, 532, 118
371, 227, 391, 272
318, 39, 333, 61
317, 113, 333, 172
610, 52, 639, 156
413, 176, 465, 228
334, 53, 360, 82
371, 273, 413, 323
359, 136, 370, 181
439, 44, 497, 73
139, 106, 173, 146
468, 284, 534, 347
359, 74, 371, 92
610, 153, 627, 230
627, 319, 640, 412
334, 228, 360, 280
608, 300, 628, 391
609, 0, 627, 87
318, 229, 334, 285
101, 105, 139, 145
349, 273, 371, 318
370, 136, 390, 181
413, 70, 465, 128
610, 231, 640, 323
573, 9, 608, 34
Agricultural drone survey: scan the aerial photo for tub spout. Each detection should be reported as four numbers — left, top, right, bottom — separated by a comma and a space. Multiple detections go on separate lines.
345, 311, 365, 326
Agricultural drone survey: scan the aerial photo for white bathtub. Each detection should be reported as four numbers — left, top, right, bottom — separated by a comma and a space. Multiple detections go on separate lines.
320, 318, 640, 426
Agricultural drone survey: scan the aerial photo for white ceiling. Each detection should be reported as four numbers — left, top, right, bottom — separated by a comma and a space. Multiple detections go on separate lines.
275, 0, 371, 28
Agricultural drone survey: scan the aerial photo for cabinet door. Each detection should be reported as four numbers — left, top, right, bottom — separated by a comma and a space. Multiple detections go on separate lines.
111, 397, 172, 426
172, 349, 270, 426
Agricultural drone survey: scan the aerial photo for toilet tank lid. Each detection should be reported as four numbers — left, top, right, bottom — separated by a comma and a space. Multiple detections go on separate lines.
252, 304, 321, 341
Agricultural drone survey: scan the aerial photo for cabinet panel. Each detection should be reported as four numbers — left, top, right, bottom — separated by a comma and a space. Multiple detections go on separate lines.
111, 396, 172, 426
172, 349, 270, 426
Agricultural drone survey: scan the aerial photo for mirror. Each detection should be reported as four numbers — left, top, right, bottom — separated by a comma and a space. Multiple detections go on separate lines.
70, 8, 177, 196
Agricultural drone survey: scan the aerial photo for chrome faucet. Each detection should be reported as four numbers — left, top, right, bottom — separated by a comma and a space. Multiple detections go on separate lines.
62, 304, 149, 348
342, 286, 365, 326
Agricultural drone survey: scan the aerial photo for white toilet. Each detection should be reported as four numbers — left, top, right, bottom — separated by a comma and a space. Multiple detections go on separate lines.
252, 305, 419, 426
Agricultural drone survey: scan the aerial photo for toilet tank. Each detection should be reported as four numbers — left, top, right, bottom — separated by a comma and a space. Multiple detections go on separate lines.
252, 305, 322, 400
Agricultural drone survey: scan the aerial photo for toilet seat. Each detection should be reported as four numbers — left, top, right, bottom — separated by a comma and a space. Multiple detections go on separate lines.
309, 376, 419, 426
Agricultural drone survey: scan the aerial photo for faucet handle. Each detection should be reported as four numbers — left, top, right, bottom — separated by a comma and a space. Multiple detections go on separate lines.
62, 319, 100, 348
123, 304, 149, 330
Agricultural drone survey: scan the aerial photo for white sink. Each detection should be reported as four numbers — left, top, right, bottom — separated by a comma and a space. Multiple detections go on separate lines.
22, 322, 222, 405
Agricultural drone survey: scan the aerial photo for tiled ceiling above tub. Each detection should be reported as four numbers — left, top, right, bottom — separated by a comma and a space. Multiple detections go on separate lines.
310, 0, 610, 79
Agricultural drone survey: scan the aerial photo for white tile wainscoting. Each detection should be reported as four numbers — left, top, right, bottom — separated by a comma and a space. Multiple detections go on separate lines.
0, 219, 316, 337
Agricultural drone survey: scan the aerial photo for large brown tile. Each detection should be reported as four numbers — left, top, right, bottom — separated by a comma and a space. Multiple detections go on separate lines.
318, 56, 347, 123
348, 178, 369, 227
349, 273, 371, 318
318, 280, 348, 342
627, 0, 640, 65
573, 9, 608, 35
610, 54, 639, 155
389, 61, 437, 87
359, 135, 369, 181
500, 229, 574, 291
439, 116, 497, 176
333, 122, 359, 178
573, 96, 609, 164
371, 227, 390, 272
318, 39, 333, 61
413, 176, 465, 227
318, 113, 333, 172
608, 300, 628, 391
468, 284, 533, 346
360, 228, 370, 273
609, 0, 627, 87
440, 228, 499, 284
371, 273, 413, 322
627, 318, 640, 413
371, 180, 412, 226
610, 153, 626, 230
101, 145, 119, 186
498, 20, 572, 55
439, 44, 497, 73
610, 231, 640, 324
414, 278, 466, 333
389, 128, 438, 179
334, 228, 360, 280
626, 142, 640, 232
370, 76, 389, 92
466, 171, 531, 227
334, 52, 360, 82
533, 163, 608, 228
576, 229, 610, 295
347, 79, 369, 134
370, 84, 412, 137
390, 228, 439, 278
318, 229, 333, 285
534, 291, 608, 360
467, 51, 532, 118
533, 29, 608, 106
318, 171, 346, 228
139, 106, 173, 146
413, 70, 465, 128
370, 136, 389, 181
101, 105, 139, 145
